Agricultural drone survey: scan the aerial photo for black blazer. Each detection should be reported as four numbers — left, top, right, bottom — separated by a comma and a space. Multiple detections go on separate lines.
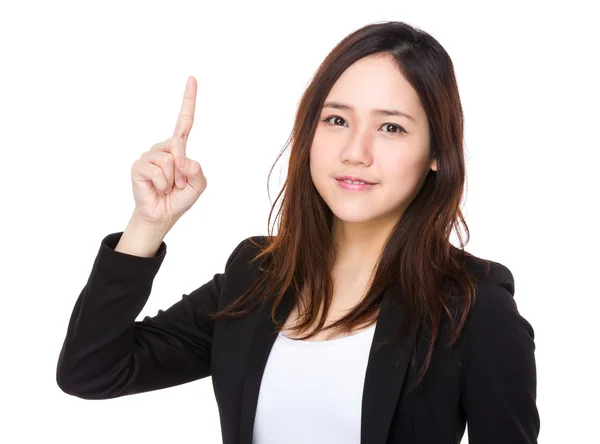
56, 232, 540, 444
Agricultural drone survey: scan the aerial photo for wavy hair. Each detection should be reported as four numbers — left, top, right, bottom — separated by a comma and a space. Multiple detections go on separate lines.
208, 20, 491, 392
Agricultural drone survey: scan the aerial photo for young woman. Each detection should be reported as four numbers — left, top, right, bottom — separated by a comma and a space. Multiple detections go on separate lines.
56, 21, 540, 444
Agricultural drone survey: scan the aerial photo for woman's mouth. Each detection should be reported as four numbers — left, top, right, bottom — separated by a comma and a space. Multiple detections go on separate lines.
335, 178, 378, 191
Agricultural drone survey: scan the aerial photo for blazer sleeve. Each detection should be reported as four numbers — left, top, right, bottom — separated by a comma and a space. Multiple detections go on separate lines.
56, 231, 247, 400
461, 262, 540, 443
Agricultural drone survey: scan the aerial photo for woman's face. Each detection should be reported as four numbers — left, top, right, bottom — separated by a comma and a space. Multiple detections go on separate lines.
310, 53, 437, 228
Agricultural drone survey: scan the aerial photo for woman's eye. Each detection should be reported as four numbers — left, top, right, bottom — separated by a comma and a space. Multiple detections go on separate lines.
381, 123, 406, 135
323, 116, 347, 127
321, 116, 406, 135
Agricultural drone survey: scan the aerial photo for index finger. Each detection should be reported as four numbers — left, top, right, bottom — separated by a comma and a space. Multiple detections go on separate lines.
173, 76, 197, 140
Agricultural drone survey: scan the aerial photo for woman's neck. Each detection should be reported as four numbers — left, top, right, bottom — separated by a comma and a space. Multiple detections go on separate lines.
331, 216, 396, 271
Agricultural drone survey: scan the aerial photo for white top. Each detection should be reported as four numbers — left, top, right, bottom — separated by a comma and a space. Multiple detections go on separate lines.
252, 323, 377, 444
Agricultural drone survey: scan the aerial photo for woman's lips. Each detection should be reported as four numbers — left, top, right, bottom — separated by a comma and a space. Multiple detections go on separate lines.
335, 178, 378, 191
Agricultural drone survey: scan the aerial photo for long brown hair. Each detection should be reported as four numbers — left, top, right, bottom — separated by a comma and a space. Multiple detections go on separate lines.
208, 20, 491, 392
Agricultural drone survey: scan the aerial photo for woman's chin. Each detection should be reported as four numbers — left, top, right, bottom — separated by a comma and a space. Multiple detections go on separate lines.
329, 207, 382, 225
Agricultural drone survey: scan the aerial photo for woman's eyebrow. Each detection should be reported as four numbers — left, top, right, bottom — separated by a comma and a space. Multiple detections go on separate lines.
322, 101, 415, 123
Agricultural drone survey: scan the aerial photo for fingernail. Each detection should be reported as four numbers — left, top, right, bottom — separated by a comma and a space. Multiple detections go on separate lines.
177, 176, 186, 188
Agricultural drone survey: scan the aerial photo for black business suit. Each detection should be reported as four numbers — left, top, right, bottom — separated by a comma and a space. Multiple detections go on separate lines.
56, 232, 540, 443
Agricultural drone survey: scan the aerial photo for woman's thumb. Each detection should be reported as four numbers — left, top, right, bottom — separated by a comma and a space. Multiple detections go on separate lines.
176, 156, 206, 190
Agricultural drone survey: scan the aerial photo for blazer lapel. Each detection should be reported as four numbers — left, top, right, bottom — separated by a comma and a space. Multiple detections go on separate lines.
360, 281, 420, 443
238, 281, 417, 444
238, 285, 296, 444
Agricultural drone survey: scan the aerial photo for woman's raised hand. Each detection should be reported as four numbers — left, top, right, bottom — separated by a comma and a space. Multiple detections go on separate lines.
130, 76, 207, 227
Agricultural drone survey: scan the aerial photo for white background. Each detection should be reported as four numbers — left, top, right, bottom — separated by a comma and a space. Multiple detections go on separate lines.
1, 1, 598, 442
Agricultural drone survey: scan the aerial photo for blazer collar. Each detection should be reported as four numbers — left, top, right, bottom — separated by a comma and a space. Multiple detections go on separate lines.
238, 281, 419, 444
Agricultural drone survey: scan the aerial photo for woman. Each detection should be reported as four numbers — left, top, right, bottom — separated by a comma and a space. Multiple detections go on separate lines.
56, 21, 540, 443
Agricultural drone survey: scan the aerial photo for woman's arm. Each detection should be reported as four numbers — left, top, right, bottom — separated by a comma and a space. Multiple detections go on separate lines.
56, 232, 246, 399
461, 262, 540, 443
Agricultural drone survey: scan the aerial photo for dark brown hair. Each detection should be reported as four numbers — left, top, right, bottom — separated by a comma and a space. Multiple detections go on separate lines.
208, 20, 490, 391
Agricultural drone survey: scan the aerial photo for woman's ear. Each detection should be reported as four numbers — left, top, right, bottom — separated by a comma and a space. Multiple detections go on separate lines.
430, 157, 438, 172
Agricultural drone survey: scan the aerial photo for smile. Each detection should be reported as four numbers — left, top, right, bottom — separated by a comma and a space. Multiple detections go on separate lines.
335, 178, 378, 192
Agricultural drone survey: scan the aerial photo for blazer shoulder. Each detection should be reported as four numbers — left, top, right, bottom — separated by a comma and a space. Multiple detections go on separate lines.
461, 255, 535, 350
215, 235, 272, 308
458, 255, 516, 320
222, 235, 272, 276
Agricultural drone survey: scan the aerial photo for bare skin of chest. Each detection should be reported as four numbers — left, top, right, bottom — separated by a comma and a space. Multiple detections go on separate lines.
280, 278, 378, 341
